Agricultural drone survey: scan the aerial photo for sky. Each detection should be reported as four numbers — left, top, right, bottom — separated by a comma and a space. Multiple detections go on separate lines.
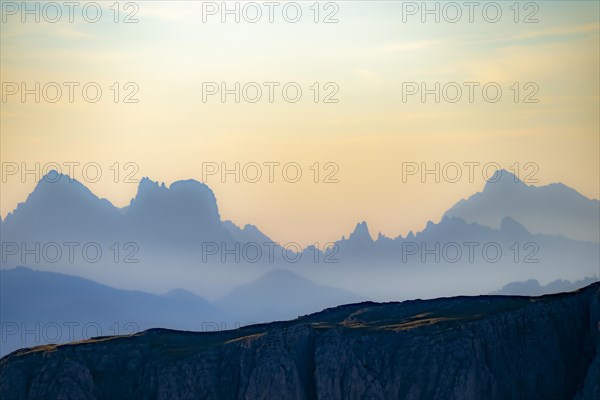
1, 0, 599, 246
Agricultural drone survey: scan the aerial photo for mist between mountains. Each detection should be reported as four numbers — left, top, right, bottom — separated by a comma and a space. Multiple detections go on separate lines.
0, 240, 543, 265
198, 240, 541, 264
1, 242, 140, 265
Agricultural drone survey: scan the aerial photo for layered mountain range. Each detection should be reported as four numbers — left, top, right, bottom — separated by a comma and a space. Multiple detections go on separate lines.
2, 169, 599, 245
445, 170, 600, 242
2, 169, 597, 298
0, 267, 362, 357
1, 169, 598, 357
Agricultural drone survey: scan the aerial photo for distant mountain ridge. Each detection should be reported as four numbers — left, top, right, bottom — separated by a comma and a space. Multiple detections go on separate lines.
1, 169, 598, 302
1, 171, 237, 246
2, 168, 598, 248
125, 177, 230, 244
444, 169, 600, 243
489, 277, 599, 296
216, 269, 362, 322
2, 172, 121, 239
0, 266, 222, 356
0, 267, 362, 356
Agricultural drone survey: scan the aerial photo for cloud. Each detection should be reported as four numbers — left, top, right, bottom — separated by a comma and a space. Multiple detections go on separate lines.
472, 23, 600, 47
54, 27, 95, 39
378, 40, 447, 53
512, 22, 599, 40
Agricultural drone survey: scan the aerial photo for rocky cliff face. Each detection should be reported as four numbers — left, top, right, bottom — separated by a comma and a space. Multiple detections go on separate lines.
1, 283, 599, 400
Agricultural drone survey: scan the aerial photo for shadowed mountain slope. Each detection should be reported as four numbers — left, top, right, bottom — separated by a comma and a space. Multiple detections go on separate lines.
2, 283, 598, 400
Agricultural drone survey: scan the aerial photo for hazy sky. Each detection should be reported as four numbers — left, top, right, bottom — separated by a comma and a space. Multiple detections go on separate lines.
1, 1, 599, 246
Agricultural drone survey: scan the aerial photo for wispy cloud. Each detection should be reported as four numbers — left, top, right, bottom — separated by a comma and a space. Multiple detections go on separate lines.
54, 27, 95, 39
378, 40, 447, 53
470, 23, 600, 47
512, 23, 600, 41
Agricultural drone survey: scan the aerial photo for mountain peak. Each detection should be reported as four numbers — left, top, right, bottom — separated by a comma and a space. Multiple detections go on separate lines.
348, 221, 373, 242
2, 170, 120, 232
133, 178, 214, 199
484, 169, 526, 190
444, 167, 599, 242
126, 177, 224, 239
131, 178, 217, 206
134, 177, 165, 198
34, 170, 83, 191
39, 169, 72, 182
25, 170, 110, 210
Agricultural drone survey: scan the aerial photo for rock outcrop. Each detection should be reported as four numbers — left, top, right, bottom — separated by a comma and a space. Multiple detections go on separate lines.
1, 283, 599, 400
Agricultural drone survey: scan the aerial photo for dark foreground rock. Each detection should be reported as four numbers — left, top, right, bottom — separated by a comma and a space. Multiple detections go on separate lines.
1, 283, 599, 400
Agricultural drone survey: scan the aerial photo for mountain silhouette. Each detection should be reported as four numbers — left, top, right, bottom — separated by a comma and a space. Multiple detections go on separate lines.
0, 266, 225, 356
444, 169, 600, 242
1, 171, 598, 303
124, 177, 233, 245
489, 276, 598, 296
222, 220, 273, 244
347, 221, 373, 243
216, 269, 362, 322
0, 171, 265, 250
2, 172, 121, 240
